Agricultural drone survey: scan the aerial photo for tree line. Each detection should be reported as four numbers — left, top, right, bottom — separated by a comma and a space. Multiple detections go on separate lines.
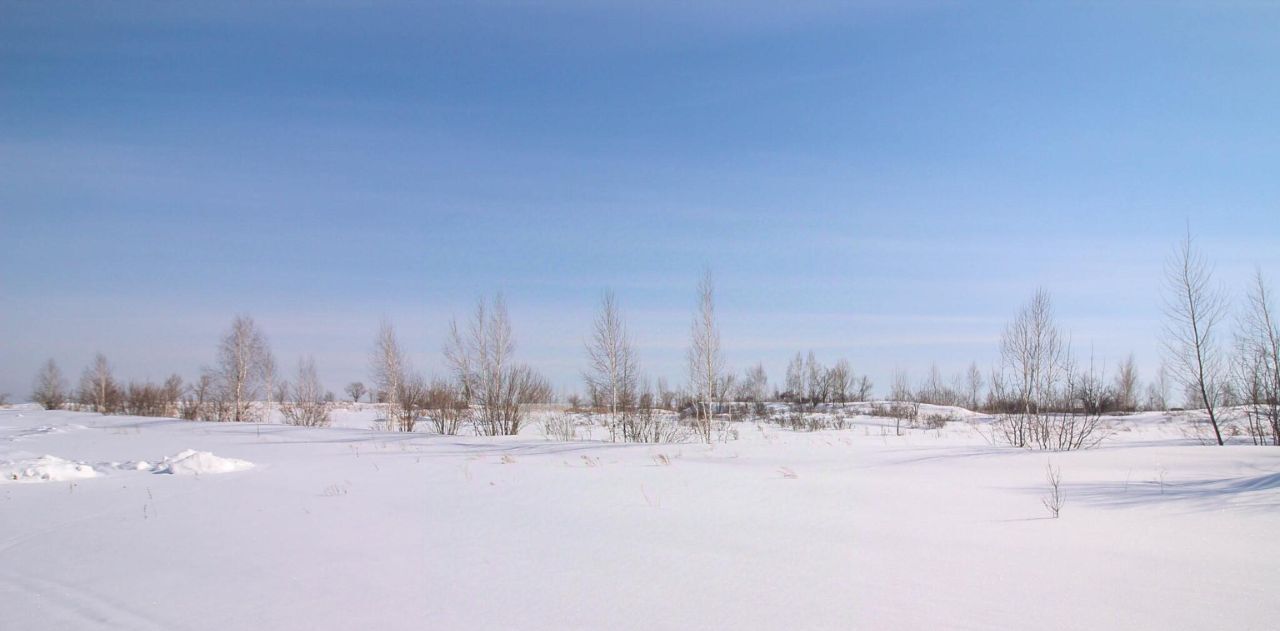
21, 231, 1280, 449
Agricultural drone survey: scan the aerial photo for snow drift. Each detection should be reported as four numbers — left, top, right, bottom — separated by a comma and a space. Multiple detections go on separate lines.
154, 449, 254, 475
2, 455, 99, 483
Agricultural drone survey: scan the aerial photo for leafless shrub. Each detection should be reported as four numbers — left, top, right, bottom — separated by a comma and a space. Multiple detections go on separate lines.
921, 413, 950, 429
124, 380, 169, 417
611, 382, 690, 443
424, 379, 467, 435
541, 413, 578, 441
392, 375, 429, 432
871, 401, 919, 436
1043, 463, 1064, 518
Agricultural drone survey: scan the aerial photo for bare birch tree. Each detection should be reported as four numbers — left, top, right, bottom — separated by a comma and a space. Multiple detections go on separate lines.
830, 359, 852, 404
261, 352, 278, 423
687, 271, 724, 443
1112, 353, 1140, 412
583, 290, 639, 422
784, 352, 804, 402
216, 315, 273, 422
1144, 363, 1171, 411
1235, 269, 1280, 445
445, 294, 551, 436
1162, 231, 1228, 445
964, 361, 985, 411
743, 363, 769, 407
805, 351, 829, 404
370, 319, 407, 430
998, 289, 1070, 448
78, 352, 120, 414
890, 369, 913, 402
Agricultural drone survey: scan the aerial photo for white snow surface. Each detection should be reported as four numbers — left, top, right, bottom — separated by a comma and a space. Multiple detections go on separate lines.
153, 449, 254, 475
2, 454, 99, 482
1, 406, 1277, 630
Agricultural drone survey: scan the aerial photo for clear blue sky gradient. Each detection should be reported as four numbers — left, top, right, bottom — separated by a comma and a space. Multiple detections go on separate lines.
2, 2, 1278, 399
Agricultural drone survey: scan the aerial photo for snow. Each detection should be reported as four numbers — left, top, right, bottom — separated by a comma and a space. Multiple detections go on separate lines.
153, 449, 254, 476
2, 406, 1277, 630
2, 455, 99, 483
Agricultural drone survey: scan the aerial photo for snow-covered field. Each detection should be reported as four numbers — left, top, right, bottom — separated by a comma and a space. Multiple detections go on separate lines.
3, 405, 1277, 630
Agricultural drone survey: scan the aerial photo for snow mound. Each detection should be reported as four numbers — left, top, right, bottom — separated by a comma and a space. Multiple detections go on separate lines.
3, 455, 100, 483
154, 449, 254, 476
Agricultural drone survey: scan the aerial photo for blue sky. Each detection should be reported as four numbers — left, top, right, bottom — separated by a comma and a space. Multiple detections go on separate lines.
2, 1, 1278, 400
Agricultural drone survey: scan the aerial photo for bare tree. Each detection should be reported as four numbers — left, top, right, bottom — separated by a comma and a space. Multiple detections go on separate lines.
1112, 353, 1140, 412
742, 363, 769, 409
687, 271, 724, 443
281, 357, 331, 427
829, 359, 851, 404
583, 290, 639, 422
853, 374, 874, 402
890, 368, 913, 402
1235, 269, 1280, 445
32, 359, 67, 410
78, 352, 120, 414
998, 289, 1071, 448
964, 361, 985, 411
1144, 363, 1171, 411
216, 315, 273, 422
918, 362, 948, 405
182, 372, 215, 420
445, 294, 551, 435
804, 351, 829, 404
656, 377, 677, 411
1162, 231, 1228, 445
784, 352, 804, 402
161, 374, 184, 417
345, 381, 367, 403
261, 352, 278, 423
1043, 462, 1064, 519
393, 373, 428, 432
370, 319, 407, 430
